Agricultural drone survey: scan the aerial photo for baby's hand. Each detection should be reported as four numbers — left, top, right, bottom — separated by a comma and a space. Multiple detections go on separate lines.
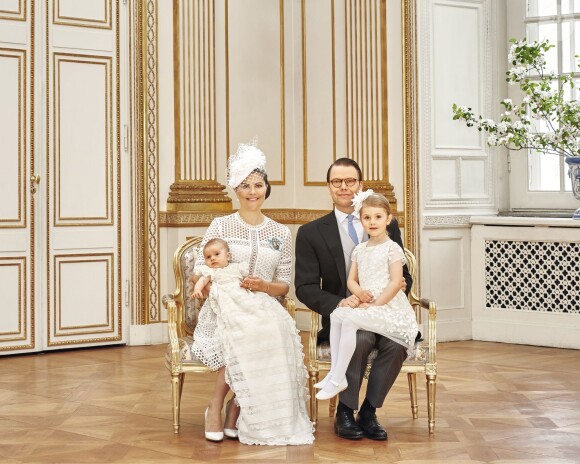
191, 287, 204, 299
358, 290, 374, 303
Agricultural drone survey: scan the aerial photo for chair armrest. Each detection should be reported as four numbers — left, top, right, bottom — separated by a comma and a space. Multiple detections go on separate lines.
309, 310, 320, 365
283, 296, 296, 319
162, 294, 181, 368
413, 296, 437, 365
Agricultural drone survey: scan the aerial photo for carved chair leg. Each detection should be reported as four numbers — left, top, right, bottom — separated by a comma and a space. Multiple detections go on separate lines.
309, 369, 319, 429
407, 373, 418, 419
171, 373, 183, 434
427, 374, 436, 434
329, 395, 337, 417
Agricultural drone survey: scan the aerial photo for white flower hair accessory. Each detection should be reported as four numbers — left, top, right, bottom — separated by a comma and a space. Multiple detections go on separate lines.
351, 189, 375, 214
227, 138, 267, 189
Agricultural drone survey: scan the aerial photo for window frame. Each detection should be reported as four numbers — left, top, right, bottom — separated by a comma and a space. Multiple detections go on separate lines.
506, 0, 579, 211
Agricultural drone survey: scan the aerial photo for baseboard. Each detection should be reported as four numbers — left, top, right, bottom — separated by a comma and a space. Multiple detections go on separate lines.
128, 323, 168, 346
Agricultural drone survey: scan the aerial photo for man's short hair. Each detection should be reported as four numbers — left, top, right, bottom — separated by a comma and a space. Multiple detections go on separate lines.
326, 158, 363, 183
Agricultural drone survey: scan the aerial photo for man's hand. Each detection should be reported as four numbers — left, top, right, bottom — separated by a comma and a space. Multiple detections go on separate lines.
339, 295, 360, 308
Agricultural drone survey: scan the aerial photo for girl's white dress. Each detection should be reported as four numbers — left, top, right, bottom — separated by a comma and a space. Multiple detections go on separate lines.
192, 213, 313, 446
333, 239, 419, 354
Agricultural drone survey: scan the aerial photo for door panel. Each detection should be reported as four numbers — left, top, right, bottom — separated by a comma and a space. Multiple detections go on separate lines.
45, 0, 121, 348
0, 1, 34, 352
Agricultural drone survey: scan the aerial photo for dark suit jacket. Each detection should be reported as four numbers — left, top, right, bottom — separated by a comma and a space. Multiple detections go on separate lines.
295, 212, 412, 342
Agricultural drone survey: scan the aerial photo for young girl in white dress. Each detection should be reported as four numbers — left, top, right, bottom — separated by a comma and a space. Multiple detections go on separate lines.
315, 191, 419, 400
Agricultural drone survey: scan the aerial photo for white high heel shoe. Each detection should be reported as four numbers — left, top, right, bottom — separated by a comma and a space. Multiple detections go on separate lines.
315, 378, 348, 400
204, 408, 224, 442
223, 399, 239, 439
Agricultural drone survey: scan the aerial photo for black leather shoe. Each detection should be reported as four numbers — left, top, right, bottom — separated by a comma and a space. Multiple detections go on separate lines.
334, 409, 364, 439
356, 409, 388, 440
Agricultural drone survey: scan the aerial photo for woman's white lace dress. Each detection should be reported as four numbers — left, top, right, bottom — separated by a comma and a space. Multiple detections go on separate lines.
333, 240, 418, 354
192, 212, 314, 446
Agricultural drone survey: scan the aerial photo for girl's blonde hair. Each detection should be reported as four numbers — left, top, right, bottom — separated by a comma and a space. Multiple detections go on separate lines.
360, 193, 391, 215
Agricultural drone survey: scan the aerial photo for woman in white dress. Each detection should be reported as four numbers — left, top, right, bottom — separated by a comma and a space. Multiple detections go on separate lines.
315, 191, 419, 400
191, 142, 314, 445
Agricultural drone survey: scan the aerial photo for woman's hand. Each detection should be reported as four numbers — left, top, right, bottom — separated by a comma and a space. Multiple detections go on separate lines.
356, 302, 371, 309
357, 290, 374, 303
241, 276, 268, 293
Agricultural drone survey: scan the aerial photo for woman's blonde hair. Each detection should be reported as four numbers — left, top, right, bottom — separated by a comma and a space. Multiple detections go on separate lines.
360, 193, 392, 215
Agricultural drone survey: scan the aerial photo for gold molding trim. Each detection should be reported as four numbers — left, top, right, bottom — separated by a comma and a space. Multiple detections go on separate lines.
0, 0, 26, 21
0, 259, 27, 342
225, 0, 286, 185
53, 0, 112, 30
144, 0, 160, 323
53, 53, 113, 227
0, 49, 26, 227
402, 0, 419, 255
159, 208, 404, 227
54, 255, 114, 335
301, 0, 336, 186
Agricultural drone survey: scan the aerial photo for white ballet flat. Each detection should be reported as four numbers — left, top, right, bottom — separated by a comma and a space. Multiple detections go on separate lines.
204, 408, 224, 442
313, 376, 330, 389
315, 378, 348, 400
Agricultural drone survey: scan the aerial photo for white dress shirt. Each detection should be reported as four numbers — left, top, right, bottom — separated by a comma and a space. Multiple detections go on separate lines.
334, 208, 364, 244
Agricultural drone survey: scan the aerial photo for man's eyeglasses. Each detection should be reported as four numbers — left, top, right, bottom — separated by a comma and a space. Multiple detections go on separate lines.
329, 178, 359, 188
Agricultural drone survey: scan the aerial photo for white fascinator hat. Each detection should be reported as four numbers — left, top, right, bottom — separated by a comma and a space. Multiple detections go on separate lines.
226, 139, 267, 189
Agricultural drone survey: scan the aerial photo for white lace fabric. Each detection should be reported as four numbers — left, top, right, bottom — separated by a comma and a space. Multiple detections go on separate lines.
191, 213, 314, 446
334, 240, 419, 354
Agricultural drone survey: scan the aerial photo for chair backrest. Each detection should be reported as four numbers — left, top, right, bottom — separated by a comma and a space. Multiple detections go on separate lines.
172, 236, 203, 338
404, 248, 421, 323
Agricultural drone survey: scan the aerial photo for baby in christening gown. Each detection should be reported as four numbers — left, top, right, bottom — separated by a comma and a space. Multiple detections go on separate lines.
192, 238, 314, 446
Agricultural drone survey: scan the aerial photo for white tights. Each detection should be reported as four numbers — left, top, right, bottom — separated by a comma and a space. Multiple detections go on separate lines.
321, 311, 363, 394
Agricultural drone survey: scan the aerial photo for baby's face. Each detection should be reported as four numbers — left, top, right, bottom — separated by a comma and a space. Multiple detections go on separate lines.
203, 244, 229, 268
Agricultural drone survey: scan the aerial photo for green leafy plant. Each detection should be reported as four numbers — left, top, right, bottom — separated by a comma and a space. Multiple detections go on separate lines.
453, 38, 580, 158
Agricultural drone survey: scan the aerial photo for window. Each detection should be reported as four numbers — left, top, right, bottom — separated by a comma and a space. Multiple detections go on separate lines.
507, 0, 578, 210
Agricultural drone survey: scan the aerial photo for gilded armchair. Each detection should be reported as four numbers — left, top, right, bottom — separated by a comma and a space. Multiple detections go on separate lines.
307, 248, 437, 434
163, 236, 296, 434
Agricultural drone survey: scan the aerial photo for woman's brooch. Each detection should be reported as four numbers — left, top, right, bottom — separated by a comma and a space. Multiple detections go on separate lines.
268, 237, 282, 251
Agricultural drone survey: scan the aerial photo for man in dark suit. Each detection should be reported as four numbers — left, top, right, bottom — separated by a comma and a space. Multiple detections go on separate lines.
295, 158, 412, 441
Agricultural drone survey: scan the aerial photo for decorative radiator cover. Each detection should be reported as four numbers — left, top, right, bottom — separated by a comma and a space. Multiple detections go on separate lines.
471, 221, 580, 349
485, 240, 580, 314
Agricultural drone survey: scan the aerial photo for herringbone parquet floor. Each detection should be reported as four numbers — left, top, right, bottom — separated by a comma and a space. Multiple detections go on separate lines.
0, 339, 579, 463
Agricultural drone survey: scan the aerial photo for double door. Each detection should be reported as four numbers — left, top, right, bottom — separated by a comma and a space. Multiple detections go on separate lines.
0, 0, 126, 354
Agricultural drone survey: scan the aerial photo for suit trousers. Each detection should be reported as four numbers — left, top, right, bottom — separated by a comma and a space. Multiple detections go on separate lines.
339, 330, 407, 411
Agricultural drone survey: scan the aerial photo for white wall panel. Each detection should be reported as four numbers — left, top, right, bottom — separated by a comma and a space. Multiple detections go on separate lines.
303, 0, 335, 185
0, 51, 24, 224
431, 158, 458, 198
54, 55, 111, 225
0, 260, 25, 339
460, 158, 487, 197
227, 0, 284, 183
54, 255, 114, 337
433, 1, 483, 149
0, 0, 25, 20
54, 0, 111, 29
421, 229, 472, 341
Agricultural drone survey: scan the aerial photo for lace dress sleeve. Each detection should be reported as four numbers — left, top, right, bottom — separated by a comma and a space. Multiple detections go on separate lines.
238, 261, 250, 277
194, 266, 215, 280
194, 218, 222, 274
272, 226, 292, 285
351, 243, 363, 263
388, 241, 407, 266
